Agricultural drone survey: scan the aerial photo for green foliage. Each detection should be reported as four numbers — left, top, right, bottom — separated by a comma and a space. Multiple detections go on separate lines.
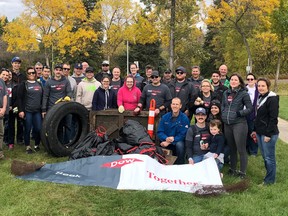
279, 96, 288, 120
1, 139, 288, 215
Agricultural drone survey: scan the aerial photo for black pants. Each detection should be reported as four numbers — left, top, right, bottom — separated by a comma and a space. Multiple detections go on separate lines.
7, 110, 24, 144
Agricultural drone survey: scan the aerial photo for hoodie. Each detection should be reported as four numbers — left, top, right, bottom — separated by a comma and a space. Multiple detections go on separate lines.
117, 76, 141, 110
76, 77, 101, 110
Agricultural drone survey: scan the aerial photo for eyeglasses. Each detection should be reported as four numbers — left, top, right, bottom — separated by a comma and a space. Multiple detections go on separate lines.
27, 72, 36, 75
35, 67, 43, 70
102, 64, 109, 67
63, 68, 70, 71
247, 78, 254, 81
151, 76, 159, 79
176, 71, 184, 75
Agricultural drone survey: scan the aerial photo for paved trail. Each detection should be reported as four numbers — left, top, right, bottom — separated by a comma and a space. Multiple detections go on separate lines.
278, 118, 288, 143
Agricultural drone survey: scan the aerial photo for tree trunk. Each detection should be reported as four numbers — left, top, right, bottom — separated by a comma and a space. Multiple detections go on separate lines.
235, 23, 252, 74
169, 0, 175, 72
274, 52, 281, 92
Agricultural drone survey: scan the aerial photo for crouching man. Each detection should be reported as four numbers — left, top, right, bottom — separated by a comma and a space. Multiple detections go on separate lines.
157, 97, 190, 164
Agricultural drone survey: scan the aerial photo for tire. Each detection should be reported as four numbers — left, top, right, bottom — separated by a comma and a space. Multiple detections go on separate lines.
41, 102, 89, 157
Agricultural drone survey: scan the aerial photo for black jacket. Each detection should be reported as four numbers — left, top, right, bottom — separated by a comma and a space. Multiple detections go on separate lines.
221, 87, 252, 125
168, 79, 196, 113
254, 91, 279, 137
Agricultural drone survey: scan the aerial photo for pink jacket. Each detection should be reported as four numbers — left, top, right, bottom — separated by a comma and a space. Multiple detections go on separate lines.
117, 76, 141, 110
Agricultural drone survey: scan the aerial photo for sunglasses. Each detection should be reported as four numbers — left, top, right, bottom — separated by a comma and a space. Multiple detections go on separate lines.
27, 72, 36, 75
151, 76, 159, 79
176, 71, 184, 75
247, 78, 254, 81
63, 68, 71, 71
35, 67, 43, 70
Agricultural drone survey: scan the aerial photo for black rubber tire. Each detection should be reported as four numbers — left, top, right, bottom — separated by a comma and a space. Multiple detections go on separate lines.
41, 102, 89, 157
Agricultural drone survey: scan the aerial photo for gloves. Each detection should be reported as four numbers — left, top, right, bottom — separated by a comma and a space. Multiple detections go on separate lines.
118, 105, 125, 113
55, 96, 71, 104
13, 107, 18, 113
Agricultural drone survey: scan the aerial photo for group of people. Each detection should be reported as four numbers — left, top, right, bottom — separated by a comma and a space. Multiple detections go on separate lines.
0, 57, 279, 185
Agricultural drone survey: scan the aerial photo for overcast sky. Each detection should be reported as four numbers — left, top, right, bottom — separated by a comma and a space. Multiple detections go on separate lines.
0, 0, 213, 21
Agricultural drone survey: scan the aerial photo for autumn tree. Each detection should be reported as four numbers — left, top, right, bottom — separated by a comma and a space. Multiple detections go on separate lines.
206, 0, 279, 73
3, 0, 98, 67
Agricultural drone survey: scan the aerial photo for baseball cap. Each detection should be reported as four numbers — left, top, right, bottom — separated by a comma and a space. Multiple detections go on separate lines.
195, 107, 206, 115
74, 63, 83, 69
175, 66, 187, 73
85, 66, 94, 73
54, 64, 63, 69
102, 60, 109, 65
11, 56, 21, 63
151, 70, 160, 77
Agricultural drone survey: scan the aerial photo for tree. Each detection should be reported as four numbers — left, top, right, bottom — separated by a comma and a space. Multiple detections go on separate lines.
3, 0, 98, 67
271, 0, 288, 91
206, 0, 279, 73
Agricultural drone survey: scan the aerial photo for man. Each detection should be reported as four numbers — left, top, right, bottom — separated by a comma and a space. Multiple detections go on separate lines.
219, 64, 230, 87
157, 97, 190, 164
62, 63, 77, 100
188, 66, 203, 90
141, 65, 153, 90
82, 61, 89, 73
162, 68, 174, 85
10, 56, 26, 147
42, 64, 72, 116
72, 63, 85, 85
34, 62, 43, 79
134, 70, 172, 116
95, 60, 112, 82
38, 65, 51, 86
0, 76, 8, 159
210, 71, 228, 102
76, 67, 101, 111
185, 107, 210, 164
168, 66, 195, 117
130, 63, 144, 90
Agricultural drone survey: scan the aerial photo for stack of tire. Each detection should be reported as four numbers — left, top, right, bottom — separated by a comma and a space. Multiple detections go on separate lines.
41, 102, 89, 157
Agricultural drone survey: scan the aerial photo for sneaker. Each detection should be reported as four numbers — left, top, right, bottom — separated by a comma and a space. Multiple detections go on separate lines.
227, 168, 238, 176
34, 145, 40, 152
0, 151, 4, 159
26, 146, 34, 154
238, 171, 246, 179
8, 144, 14, 150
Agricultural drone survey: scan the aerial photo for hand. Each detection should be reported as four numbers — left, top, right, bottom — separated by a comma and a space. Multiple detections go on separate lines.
154, 108, 160, 115
0, 109, 5, 117
160, 141, 170, 147
214, 153, 218, 158
18, 111, 25, 119
166, 136, 174, 143
134, 107, 140, 113
250, 131, 256, 138
188, 159, 194, 165
184, 110, 190, 116
264, 136, 271, 143
42, 112, 46, 118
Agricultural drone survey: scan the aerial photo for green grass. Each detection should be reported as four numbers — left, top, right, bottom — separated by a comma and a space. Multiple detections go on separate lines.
1, 140, 288, 216
279, 96, 288, 120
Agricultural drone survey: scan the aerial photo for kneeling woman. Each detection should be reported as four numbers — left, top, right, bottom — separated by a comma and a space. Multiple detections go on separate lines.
254, 78, 279, 185
17, 67, 43, 154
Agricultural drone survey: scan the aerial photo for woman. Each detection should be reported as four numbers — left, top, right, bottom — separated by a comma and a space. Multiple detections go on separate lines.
193, 79, 220, 117
92, 76, 117, 111
17, 67, 43, 154
117, 75, 141, 112
253, 78, 279, 185
222, 73, 252, 178
110, 67, 124, 93
245, 73, 259, 156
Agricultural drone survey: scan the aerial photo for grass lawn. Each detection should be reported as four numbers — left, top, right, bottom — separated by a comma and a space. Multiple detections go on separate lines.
279, 96, 288, 121
1, 139, 288, 216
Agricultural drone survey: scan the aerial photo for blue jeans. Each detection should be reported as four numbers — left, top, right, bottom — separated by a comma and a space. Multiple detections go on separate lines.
24, 112, 42, 146
257, 134, 278, 184
166, 141, 185, 164
192, 154, 205, 164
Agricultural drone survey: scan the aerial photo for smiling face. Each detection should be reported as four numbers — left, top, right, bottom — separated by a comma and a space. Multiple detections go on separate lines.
0, 70, 9, 82
246, 75, 256, 87
195, 113, 207, 123
102, 77, 110, 89
12, 61, 21, 71
26, 69, 36, 81
210, 125, 220, 136
230, 75, 240, 89
171, 98, 182, 114
191, 67, 200, 79
210, 105, 220, 116
201, 80, 211, 94
112, 68, 121, 79
257, 80, 269, 95
211, 72, 220, 84
125, 77, 134, 89
130, 64, 138, 76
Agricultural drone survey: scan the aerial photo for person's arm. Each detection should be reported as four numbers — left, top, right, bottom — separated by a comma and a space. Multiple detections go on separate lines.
157, 116, 168, 142
266, 96, 279, 137
42, 81, 50, 113
117, 88, 123, 107
0, 95, 7, 117
92, 90, 98, 111
16, 82, 25, 113
216, 135, 225, 156
65, 80, 72, 99
185, 127, 194, 160
238, 92, 253, 117
75, 83, 83, 104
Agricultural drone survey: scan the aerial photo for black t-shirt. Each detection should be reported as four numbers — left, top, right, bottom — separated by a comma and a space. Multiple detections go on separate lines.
26, 81, 43, 112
